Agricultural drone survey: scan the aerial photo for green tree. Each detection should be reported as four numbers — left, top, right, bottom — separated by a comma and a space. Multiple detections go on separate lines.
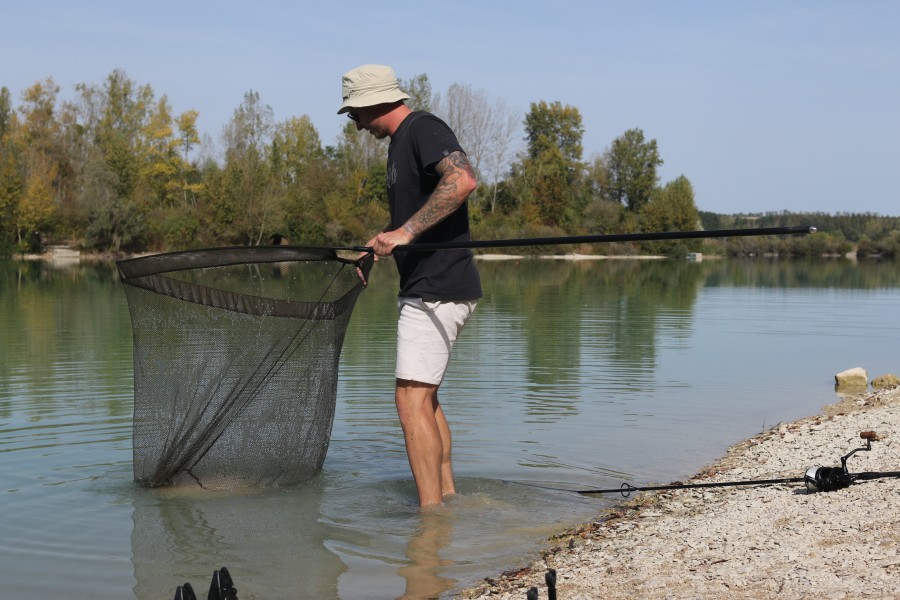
69, 70, 154, 251
582, 153, 626, 234
174, 109, 202, 205
221, 90, 277, 245
527, 146, 570, 226
639, 175, 701, 255
97, 70, 153, 200
332, 120, 387, 177
139, 100, 206, 248
604, 128, 663, 213
524, 100, 584, 164
270, 114, 332, 244
79, 156, 145, 252
140, 95, 180, 207
513, 100, 586, 228
0, 97, 23, 254
271, 115, 323, 185
399, 73, 433, 112
17, 158, 58, 251
15, 78, 67, 251
325, 119, 391, 242
198, 160, 234, 243
0, 87, 12, 139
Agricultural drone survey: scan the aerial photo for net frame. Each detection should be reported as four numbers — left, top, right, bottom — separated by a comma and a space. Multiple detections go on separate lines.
118, 246, 373, 488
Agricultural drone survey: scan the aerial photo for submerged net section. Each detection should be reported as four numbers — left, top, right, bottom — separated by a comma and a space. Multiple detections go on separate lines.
117, 247, 372, 489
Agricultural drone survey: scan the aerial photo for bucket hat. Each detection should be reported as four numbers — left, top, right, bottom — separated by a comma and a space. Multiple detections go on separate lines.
337, 64, 410, 114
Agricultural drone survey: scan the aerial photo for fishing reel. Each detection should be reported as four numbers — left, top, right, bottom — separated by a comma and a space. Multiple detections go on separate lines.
804, 431, 878, 493
570, 430, 897, 498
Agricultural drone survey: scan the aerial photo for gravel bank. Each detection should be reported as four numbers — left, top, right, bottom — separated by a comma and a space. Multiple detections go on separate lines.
460, 387, 900, 599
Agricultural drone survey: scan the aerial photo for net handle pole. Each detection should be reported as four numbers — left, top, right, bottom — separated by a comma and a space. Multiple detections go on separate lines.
388, 225, 816, 253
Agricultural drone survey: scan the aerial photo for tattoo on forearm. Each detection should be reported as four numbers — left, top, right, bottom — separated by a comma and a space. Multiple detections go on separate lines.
403, 152, 475, 238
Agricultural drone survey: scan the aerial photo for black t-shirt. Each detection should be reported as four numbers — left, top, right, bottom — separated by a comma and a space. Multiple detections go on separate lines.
387, 111, 482, 301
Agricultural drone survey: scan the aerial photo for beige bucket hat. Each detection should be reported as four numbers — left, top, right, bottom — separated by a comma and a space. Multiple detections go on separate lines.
337, 64, 410, 114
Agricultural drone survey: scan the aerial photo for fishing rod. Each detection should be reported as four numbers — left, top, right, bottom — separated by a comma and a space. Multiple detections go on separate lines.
545, 431, 900, 498
388, 225, 816, 253
576, 475, 806, 498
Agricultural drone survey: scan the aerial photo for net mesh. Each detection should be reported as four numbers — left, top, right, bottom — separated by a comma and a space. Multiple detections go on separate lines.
117, 247, 372, 489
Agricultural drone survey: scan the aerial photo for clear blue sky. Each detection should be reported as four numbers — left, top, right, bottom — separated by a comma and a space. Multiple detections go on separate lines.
4, 1, 898, 216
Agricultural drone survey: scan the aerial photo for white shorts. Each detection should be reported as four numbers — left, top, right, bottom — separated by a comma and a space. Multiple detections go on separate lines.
396, 297, 477, 385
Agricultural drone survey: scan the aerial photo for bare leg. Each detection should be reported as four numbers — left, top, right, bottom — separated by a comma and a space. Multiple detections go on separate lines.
432, 396, 455, 497
395, 379, 455, 506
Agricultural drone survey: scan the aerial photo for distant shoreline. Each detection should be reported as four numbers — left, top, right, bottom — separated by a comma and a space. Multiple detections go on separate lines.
14, 247, 867, 264
14, 248, 680, 263
474, 253, 669, 261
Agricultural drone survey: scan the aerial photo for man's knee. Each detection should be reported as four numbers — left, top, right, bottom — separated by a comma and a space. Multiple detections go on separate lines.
395, 379, 439, 417
396, 378, 439, 394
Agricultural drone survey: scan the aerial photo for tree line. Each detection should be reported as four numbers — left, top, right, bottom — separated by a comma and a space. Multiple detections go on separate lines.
1, 69, 896, 259
700, 211, 900, 258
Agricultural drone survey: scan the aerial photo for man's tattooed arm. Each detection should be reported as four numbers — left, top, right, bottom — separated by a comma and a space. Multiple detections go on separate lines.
401, 151, 477, 239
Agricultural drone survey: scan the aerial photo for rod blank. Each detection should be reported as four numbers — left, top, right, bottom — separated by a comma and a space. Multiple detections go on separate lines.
576, 476, 806, 497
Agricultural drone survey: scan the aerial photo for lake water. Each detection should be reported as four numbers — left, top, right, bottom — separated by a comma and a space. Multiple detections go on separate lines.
1, 256, 898, 599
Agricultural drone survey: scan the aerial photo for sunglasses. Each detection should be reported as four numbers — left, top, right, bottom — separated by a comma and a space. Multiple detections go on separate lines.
347, 111, 359, 122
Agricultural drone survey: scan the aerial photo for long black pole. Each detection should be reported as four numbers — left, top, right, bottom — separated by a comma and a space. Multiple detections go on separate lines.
575, 476, 807, 497
391, 225, 816, 252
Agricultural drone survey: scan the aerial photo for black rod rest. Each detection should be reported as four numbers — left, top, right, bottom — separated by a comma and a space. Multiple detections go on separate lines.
523, 569, 558, 599
172, 567, 237, 600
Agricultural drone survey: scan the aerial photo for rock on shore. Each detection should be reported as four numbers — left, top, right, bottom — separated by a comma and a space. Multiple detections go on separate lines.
460, 387, 900, 599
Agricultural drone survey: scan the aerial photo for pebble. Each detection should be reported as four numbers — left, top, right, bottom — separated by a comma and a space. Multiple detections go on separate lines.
460, 387, 900, 599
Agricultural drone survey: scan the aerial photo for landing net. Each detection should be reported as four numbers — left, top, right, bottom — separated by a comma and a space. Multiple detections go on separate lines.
117, 247, 372, 489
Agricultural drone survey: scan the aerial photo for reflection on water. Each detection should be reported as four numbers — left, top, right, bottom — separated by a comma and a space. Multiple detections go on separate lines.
1, 256, 899, 598
398, 510, 454, 600
131, 481, 345, 599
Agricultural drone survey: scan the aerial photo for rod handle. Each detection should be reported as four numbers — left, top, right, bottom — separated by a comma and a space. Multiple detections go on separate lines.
860, 431, 879, 441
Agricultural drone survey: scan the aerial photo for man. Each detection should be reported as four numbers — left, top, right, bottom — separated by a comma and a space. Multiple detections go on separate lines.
338, 64, 482, 507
